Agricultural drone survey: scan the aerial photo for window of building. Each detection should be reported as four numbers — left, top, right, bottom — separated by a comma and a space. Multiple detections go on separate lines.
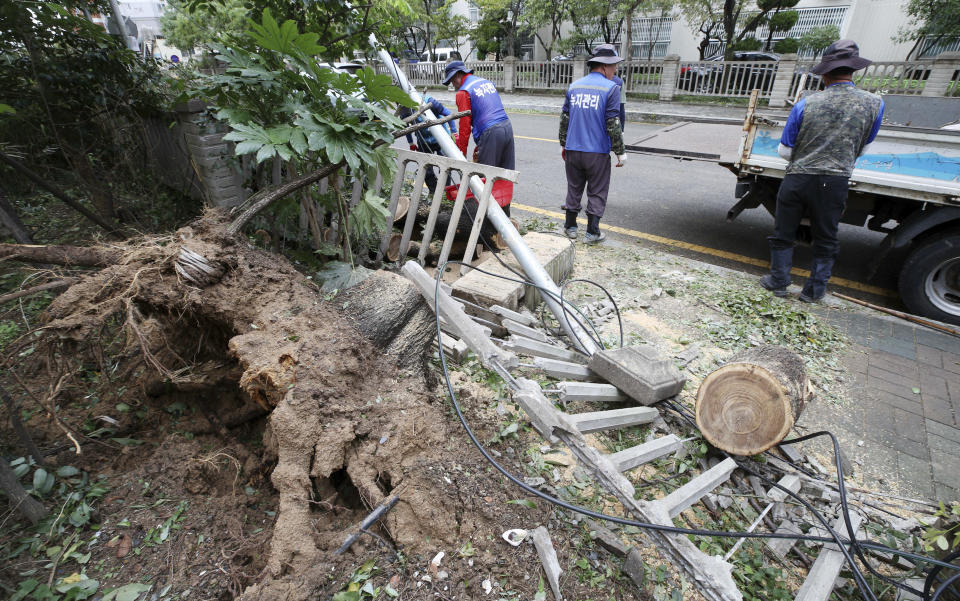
468, 2, 479, 23
631, 16, 673, 59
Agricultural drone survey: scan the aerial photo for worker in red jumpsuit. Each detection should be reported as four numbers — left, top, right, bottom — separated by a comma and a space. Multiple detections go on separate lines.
442, 60, 515, 247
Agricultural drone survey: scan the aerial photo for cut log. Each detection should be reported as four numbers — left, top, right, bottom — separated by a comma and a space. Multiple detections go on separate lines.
695, 345, 811, 456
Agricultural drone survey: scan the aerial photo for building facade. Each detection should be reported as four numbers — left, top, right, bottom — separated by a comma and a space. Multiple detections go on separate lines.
528, 0, 952, 62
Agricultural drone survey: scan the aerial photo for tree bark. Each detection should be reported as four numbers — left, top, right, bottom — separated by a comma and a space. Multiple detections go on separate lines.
0, 456, 47, 525
695, 345, 811, 456
336, 270, 435, 372
0, 243, 122, 267
0, 279, 78, 304
1, 383, 47, 467
0, 185, 34, 244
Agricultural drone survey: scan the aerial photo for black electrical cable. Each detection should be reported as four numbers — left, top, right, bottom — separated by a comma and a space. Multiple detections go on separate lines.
662, 397, 927, 599
454, 200, 616, 351
430, 263, 960, 597
926, 550, 960, 601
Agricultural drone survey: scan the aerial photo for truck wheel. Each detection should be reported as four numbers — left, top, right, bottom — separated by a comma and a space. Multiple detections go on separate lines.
898, 231, 960, 325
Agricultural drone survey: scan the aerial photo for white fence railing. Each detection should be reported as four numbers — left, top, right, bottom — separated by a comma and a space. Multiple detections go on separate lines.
383, 54, 960, 105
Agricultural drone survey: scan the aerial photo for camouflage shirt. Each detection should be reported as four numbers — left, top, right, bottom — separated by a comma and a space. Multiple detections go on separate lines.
781, 83, 884, 177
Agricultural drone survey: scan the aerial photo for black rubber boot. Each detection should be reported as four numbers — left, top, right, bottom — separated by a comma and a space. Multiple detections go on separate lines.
564, 210, 578, 239
800, 257, 835, 302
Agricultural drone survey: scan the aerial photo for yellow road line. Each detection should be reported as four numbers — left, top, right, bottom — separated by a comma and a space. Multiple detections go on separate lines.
511, 202, 898, 298
516, 134, 560, 143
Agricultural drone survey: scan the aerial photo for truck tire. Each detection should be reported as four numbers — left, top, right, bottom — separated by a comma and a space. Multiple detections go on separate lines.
898, 231, 960, 325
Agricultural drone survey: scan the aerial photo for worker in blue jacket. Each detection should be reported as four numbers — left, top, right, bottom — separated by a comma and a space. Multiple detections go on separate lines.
560, 44, 627, 244
399, 94, 457, 192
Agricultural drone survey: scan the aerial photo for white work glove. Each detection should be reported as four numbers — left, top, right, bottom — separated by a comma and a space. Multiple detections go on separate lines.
616, 154, 626, 167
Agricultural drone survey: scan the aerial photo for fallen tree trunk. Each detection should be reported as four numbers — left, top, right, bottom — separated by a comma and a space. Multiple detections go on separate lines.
0, 279, 78, 304
335, 270, 434, 371
0, 456, 47, 525
0, 243, 122, 267
695, 345, 811, 456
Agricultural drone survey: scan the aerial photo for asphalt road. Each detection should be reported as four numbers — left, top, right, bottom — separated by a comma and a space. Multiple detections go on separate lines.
504, 111, 900, 305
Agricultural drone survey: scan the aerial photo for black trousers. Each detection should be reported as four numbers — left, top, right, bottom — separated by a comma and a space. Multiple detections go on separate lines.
476, 120, 515, 170
768, 173, 848, 259
563, 150, 611, 218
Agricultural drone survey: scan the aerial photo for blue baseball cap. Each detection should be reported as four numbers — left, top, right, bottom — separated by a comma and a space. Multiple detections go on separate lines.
442, 60, 473, 85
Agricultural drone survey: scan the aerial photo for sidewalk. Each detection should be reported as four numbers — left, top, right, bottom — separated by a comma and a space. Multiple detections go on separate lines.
430, 90, 788, 124
802, 304, 960, 502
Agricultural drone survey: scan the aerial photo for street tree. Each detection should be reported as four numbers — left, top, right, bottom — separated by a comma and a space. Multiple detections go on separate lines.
895, 0, 960, 59
519, 0, 572, 60
798, 24, 838, 58
677, 0, 724, 58
160, 0, 249, 57
473, 0, 525, 58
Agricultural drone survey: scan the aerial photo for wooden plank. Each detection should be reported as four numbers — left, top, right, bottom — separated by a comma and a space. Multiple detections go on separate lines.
654, 457, 737, 518
610, 435, 683, 472
566, 407, 660, 434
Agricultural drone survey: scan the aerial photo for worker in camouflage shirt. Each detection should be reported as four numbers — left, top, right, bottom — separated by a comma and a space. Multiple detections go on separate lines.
760, 39, 884, 302
559, 44, 627, 244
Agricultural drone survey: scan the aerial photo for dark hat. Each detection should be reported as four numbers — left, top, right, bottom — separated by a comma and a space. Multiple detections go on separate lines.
811, 39, 872, 75
442, 60, 473, 85
588, 44, 624, 65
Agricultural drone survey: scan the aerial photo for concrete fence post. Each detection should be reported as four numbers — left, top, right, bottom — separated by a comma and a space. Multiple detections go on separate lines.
659, 55, 681, 101
768, 53, 798, 108
574, 57, 588, 80
921, 51, 960, 97
175, 99, 245, 207
504, 55, 516, 92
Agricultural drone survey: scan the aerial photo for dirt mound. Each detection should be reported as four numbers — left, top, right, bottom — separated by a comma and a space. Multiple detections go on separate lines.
3, 211, 558, 599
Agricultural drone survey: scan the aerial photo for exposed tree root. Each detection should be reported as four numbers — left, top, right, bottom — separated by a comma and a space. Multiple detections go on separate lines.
1, 210, 478, 599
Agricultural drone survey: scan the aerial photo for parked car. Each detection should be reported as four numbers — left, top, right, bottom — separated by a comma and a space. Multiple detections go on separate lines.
677, 51, 781, 94
419, 48, 461, 63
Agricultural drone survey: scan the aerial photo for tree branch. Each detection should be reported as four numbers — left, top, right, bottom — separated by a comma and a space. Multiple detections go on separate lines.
227, 110, 469, 236
0, 150, 124, 238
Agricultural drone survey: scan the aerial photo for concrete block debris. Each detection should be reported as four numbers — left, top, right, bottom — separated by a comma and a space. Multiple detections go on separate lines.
531, 526, 563, 601
588, 345, 686, 405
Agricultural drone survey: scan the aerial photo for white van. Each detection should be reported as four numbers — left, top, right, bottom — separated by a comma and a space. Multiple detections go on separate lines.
419, 47, 461, 63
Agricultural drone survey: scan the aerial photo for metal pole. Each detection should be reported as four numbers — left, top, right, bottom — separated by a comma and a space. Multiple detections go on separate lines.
370, 36, 601, 355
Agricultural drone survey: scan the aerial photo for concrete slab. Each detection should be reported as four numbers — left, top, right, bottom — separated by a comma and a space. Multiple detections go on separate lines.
500, 336, 587, 363
503, 318, 549, 342
588, 345, 686, 405
610, 434, 683, 472
451, 232, 573, 311
557, 382, 627, 402
566, 406, 659, 434
532, 357, 596, 381
795, 513, 864, 601
766, 520, 802, 559
653, 457, 737, 518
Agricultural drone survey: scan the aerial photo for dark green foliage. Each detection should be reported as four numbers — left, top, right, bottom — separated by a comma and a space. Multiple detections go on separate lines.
730, 37, 763, 51
0, 1, 171, 217
773, 37, 800, 54
768, 10, 799, 34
